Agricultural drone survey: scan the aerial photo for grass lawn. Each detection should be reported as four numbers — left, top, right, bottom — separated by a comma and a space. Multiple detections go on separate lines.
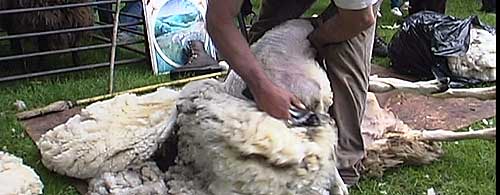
0, 0, 496, 194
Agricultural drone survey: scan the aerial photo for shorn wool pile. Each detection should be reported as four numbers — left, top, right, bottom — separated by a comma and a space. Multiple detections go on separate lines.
0, 151, 43, 195
37, 88, 179, 179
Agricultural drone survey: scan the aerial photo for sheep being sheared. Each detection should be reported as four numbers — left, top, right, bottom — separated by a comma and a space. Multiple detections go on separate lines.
224, 19, 332, 113
32, 18, 494, 195
223, 18, 495, 179
170, 19, 346, 195
174, 79, 347, 195
0, 151, 44, 195
37, 88, 178, 179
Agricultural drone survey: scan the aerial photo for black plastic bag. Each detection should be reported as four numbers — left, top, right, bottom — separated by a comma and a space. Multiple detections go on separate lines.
388, 11, 496, 85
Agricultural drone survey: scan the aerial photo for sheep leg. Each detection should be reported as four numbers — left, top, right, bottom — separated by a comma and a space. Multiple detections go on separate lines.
368, 75, 449, 95
368, 76, 496, 100
72, 51, 81, 66
420, 128, 496, 142
9, 39, 28, 71
35, 37, 51, 71
10, 39, 23, 55
361, 127, 495, 177
430, 86, 496, 100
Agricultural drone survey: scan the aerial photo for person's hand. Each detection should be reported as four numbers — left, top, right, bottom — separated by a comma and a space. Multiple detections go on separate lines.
249, 79, 305, 120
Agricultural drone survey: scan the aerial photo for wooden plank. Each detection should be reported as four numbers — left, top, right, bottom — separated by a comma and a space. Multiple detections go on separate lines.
371, 65, 496, 130
21, 107, 81, 142
382, 92, 496, 130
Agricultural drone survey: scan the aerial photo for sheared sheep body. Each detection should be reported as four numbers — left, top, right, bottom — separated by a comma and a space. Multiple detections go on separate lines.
224, 19, 333, 113
0, 151, 44, 195
175, 79, 347, 195
447, 28, 496, 82
37, 88, 179, 179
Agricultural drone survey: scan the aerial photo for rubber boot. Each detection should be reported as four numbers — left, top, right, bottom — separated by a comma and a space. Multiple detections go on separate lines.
170, 40, 222, 79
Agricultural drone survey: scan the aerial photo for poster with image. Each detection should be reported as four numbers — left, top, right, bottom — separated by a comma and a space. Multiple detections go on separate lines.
143, 0, 217, 74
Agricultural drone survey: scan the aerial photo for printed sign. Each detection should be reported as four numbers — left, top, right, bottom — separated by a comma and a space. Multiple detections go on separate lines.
143, 0, 217, 74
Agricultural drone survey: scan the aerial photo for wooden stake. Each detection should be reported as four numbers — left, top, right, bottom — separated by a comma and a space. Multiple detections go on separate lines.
109, 0, 122, 94
16, 72, 227, 120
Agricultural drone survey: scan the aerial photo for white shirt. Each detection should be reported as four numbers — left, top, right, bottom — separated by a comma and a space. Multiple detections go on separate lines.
333, 0, 379, 10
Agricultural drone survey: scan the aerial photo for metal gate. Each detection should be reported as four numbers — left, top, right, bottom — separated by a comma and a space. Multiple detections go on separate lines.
0, 0, 150, 90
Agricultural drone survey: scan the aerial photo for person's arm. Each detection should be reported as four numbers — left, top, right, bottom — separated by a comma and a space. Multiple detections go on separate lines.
309, 4, 375, 47
206, 0, 304, 119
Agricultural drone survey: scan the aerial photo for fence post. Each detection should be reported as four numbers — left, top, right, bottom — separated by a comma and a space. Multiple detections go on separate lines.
109, 0, 122, 94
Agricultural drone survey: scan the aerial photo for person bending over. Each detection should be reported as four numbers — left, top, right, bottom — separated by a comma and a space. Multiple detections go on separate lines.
206, 0, 381, 186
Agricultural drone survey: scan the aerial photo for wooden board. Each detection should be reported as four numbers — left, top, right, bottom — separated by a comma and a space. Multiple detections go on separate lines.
370, 65, 496, 130
382, 92, 496, 130
22, 107, 81, 142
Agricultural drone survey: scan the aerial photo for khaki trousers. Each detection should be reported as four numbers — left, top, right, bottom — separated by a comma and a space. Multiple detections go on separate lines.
248, 0, 382, 185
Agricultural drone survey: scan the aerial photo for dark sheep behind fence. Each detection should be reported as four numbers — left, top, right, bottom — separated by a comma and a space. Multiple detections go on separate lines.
0, 0, 94, 71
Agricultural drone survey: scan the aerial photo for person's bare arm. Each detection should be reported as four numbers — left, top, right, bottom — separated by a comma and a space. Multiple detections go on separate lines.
206, 0, 304, 119
309, 5, 375, 47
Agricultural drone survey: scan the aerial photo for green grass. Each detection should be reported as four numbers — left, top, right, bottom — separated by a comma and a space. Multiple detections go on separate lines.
0, 37, 171, 195
0, 0, 496, 194
351, 118, 496, 195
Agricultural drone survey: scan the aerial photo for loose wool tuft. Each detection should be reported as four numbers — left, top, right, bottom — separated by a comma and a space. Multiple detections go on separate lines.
0, 151, 44, 195
87, 162, 168, 195
37, 88, 179, 179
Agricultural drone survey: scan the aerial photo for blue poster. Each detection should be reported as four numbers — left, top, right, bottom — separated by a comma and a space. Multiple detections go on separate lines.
145, 0, 217, 74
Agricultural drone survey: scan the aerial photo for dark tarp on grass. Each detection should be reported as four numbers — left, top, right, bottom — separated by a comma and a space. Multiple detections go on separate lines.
388, 11, 496, 86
